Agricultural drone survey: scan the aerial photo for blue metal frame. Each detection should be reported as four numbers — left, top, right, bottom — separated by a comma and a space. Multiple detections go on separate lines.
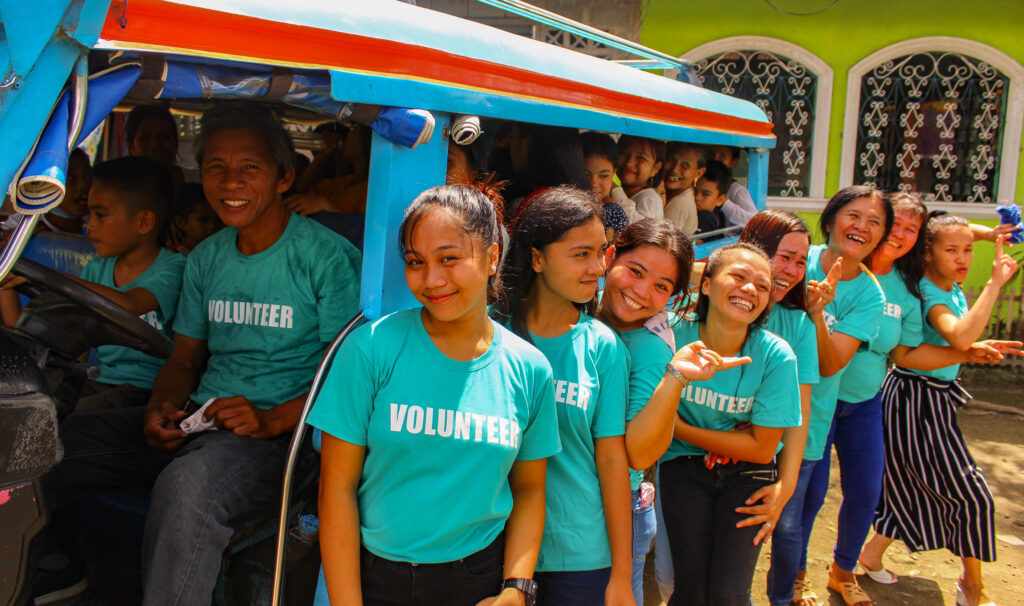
0, 0, 108, 197
746, 148, 771, 211
361, 115, 451, 320
329, 71, 769, 150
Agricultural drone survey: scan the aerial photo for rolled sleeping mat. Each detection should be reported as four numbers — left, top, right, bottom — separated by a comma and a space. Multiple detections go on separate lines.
14, 64, 141, 214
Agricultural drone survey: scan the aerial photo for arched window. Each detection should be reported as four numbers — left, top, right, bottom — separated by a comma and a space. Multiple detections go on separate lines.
682, 37, 833, 199
841, 38, 1024, 204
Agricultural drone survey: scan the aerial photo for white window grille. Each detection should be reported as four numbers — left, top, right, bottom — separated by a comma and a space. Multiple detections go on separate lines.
681, 37, 832, 200
840, 37, 1024, 205
853, 52, 1007, 202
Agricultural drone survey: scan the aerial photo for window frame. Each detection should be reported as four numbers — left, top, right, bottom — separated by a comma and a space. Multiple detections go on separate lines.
678, 36, 834, 199
839, 36, 1024, 205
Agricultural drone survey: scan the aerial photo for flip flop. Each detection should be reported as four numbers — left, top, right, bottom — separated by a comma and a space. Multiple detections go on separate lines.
856, 560, 897, 585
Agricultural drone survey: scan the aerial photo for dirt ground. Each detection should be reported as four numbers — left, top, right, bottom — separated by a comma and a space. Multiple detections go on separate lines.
642, 367, 1024, 606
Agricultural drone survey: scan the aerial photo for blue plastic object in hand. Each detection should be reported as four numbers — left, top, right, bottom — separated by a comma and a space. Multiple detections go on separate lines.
995, 203, 1024, 244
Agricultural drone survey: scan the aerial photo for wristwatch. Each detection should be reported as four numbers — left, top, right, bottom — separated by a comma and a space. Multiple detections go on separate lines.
501, 577, 538, 606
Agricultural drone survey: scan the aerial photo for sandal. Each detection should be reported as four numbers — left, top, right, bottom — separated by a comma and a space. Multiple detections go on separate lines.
791, 577, 823, 606
827, 571, 872, 606
856, 560, 897, 585
956, 583, 996, 606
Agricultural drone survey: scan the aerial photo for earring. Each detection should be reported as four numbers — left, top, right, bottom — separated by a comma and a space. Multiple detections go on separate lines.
490, 266, 497, 272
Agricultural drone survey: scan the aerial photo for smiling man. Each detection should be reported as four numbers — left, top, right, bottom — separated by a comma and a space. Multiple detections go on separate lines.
47, 103, 361, 606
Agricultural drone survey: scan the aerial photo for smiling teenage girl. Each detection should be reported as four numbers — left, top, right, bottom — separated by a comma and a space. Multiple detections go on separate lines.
311, 184, 561, 606
628, 243, 800, 605
594, 219, 692, 605
613, 136, 665, 223
495, 187, 632, 606
732, 211, 822, 605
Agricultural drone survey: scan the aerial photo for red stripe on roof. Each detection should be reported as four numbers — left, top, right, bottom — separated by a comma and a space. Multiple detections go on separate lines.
100, 0, 774, 139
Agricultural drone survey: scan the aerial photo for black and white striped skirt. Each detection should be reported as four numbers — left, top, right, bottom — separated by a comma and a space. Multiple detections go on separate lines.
874, 366, 996, 561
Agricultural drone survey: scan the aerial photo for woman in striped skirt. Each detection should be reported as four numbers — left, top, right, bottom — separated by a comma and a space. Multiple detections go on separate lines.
864, 213, 1020, 606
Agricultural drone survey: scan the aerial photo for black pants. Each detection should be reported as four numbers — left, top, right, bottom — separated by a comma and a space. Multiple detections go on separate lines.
361, 533, 504, 606
660, 456, 776, 606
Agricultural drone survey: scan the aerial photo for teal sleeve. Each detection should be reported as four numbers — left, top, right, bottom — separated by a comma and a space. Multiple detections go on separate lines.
898, 297, 924, 347
832, 285, 884, 343
590, 336, 628, 439
516, 362, 561, 461
626, 346, 669, 421
306, 327, 375, 445
921, 280, 952, 318
314, 238, 362, 343
134, 253, 185, 321
794, 317, 820, 385
171, 254, 208, 341
751, 338, 801, 429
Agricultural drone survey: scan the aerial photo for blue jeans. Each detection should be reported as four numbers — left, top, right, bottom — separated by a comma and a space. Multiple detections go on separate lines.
778, 393, 886, 593
632, 487, 656, 606
827, 393, 885, 570
536, 568, 611, 606
765, 459, 818, 606
50, 406, 303, 606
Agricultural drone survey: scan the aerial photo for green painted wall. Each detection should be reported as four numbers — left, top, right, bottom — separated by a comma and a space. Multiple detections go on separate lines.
639, 0, 1024, 202
639, 0, 1024, 289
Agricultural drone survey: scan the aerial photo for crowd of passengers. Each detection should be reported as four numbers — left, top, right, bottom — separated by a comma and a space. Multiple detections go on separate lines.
0, 102, 1019, 606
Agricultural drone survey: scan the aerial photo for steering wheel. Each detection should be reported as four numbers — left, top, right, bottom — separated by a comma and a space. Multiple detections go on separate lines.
11, 257, 173, 358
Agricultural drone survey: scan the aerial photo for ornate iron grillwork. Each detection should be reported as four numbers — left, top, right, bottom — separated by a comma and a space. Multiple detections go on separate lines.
854, 52, 1008, 203
693, 50, 817, 197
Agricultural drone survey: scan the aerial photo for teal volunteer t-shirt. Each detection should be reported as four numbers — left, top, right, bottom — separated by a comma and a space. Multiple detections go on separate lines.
173, 214, 361, 409
529, 313, 629, 572
914, 278, 969, 382
661, 320, 800, 460
80, 248, 185, 388
620, 324, 675, 490
308, 308, 561, 564
804, 244, 885, 460
839, 270, 924, 402
764, 304, 820, 387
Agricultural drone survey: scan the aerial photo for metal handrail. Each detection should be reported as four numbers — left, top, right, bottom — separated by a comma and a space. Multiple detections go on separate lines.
271, 311, 367, 606
474, 0, 690, 71
694, 225, 744, 240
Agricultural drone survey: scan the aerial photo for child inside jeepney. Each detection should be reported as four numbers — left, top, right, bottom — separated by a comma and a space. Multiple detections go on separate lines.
165, 183, 223, 255
2, 156, 185, 411
613, 135, 665, 223
582, 131, 628, 242
708, 144, 758, 227
694, 160, 731, 237
662, 142, 705, 236
125, 104, 190, 187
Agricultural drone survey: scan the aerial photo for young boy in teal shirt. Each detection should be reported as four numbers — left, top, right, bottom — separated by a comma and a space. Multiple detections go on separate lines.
75, 156, 185, 410
7, 156, 185, 411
